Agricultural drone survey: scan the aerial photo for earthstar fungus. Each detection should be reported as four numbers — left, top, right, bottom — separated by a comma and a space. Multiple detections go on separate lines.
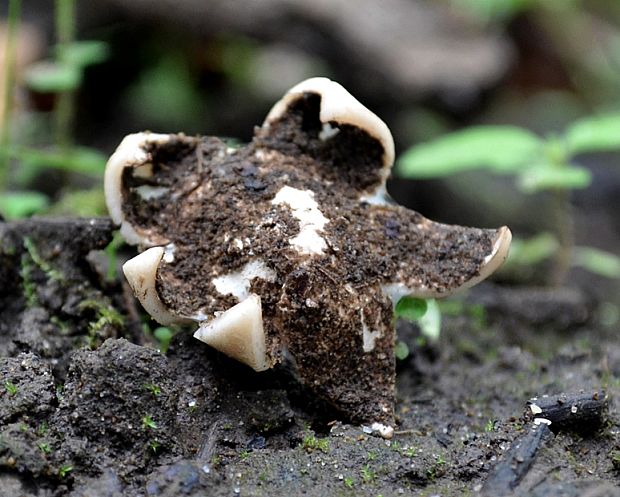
105, 77, 511, 437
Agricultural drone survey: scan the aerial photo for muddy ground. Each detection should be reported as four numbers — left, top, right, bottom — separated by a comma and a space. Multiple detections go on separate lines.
0, 217, 619, 497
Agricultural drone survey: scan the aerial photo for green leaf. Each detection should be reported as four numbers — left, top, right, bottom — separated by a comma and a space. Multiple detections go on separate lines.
154, 327, 175, 353
394, 341, 410, 361
395, 296, 428, 321
397, 126, 542, 178
24, 61, 82, 93
417, 299, 441, 342
573, 247, 620, 279
55, 40, 109, 68
14, 146, 106, 177
517, 164, 591, 193
0, 191, 49, 219
565, 114, 620, 155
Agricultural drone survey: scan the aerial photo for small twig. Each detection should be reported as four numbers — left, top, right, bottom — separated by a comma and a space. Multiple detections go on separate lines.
525, 390, 608, 433
481, 422, 552, 496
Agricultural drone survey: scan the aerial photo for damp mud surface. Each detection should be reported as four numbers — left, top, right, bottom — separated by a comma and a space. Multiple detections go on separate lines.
0, 217, 619, 496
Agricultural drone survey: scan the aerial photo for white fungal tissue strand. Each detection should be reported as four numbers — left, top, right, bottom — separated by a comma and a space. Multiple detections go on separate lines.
271, 186, 329, 255
212, 260, 276, 301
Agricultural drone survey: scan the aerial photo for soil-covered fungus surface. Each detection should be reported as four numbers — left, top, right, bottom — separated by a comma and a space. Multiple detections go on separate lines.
0, 216, 619, 496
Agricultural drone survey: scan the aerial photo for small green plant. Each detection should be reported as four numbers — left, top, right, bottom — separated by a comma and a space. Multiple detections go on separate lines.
485, 419, 496, 432
144, 383, 161, 397
36, 422, 49, 436
360, 465, 376, 484
4, 380, 18, 396
38, 441, 52, 454
149, 439, 161, 453
394, 296, 442, 342
58, 464, 73, 478
23, 237, 64, 281
152, 326, 175, 353
240, 450, 250, 460
0, 0, 109, 220
79, 299, 124, 348
611, 450, 620, 471
142, 415, 157, 430
402, 446, 417, 458
301, 432, 330, 453
343, 476, 355, 488
398, 115, 620, 284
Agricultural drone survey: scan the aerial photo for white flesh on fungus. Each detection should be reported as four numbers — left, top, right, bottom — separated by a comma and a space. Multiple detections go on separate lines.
263, 77, 395, 200
104, 132, 172, 246
212, 260, 276, 301
271, 186, 329, 255
122, 246, 189, 326
193, 294, 271, 372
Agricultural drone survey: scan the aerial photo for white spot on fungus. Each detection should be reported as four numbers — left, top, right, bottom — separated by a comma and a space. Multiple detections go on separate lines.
271, 186, 329, 255
360, 309, 381, 353
212, 260, 276, 301
319, 122, 340, 141
134, 185, 169, 200
163, 243, 176, 263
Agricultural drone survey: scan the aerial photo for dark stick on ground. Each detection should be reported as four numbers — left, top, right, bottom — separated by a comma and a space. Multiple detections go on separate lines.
526, 390, 608, 433
481, 422, 552, 496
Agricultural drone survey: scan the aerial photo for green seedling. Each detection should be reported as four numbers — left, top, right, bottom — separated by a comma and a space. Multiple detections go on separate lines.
4, 380, 18, 396
149, 439, 161, 453
23, 237, 63, 281
144, 384, 161, 397
343, 476, 354, 489
38, 441, 52, 454
301, 432, 330, 453
142, 415, 157, 430
394, 296, 442, 342
360, 465, 376, 484
58, 464, 73, 478
398, 114, 620, 285
153, 327, 175, 353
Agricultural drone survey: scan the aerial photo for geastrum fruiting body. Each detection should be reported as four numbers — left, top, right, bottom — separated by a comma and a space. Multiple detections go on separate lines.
105, 77, 511, 437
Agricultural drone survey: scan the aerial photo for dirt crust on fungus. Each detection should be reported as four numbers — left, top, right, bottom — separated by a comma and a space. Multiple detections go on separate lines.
117, 92, 498, 425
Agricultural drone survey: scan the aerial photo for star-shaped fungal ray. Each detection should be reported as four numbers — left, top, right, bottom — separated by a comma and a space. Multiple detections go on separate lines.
104, 77, 511, 435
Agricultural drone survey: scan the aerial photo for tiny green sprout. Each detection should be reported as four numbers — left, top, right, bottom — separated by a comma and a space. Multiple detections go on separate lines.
302, 433, 330, 453
144, 383, 161, 396
258, 472, 268, 483
402, 447, 416, 458
344, 476, 354, 488
142, 415, 157, 430
240, 450, 250, 460
611, 450, 620, 471
394, 341, 409, 361
38, 441, 52, 454
37, 422, 49, 436
394, 296, 427, 322
485, 419, 495, 432
58, 464, 73, 478
4, 380, 18, 396
19, 424, 28, 432
153, 326, 175, 353
211, 455, 222, 466
149, 439, 161, 453
366, 450, 377, 461
360, 465, 376, 483
436, 453, 446, 465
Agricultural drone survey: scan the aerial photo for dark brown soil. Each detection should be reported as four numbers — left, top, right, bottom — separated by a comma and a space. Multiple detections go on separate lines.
0, 216, 619, 496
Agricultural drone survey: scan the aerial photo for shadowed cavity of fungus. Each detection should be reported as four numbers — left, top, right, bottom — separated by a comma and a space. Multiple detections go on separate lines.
104, 77, 511, 436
